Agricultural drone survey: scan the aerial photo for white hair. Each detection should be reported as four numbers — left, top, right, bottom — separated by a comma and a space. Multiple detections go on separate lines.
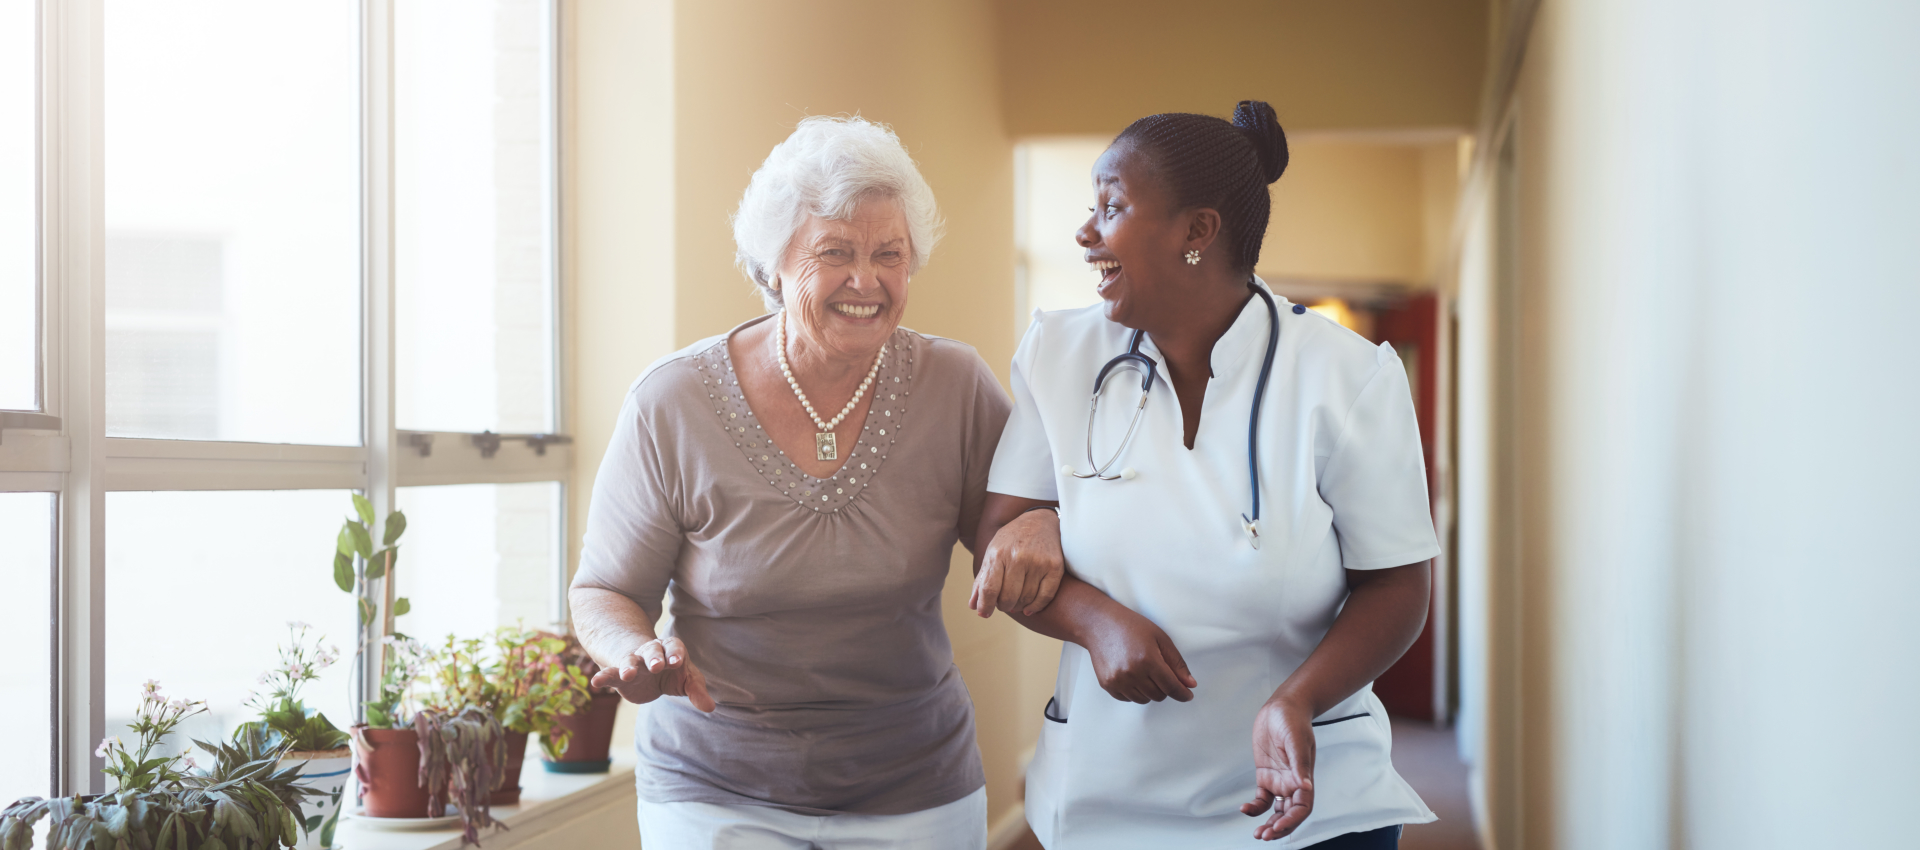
731, 115, 943, 310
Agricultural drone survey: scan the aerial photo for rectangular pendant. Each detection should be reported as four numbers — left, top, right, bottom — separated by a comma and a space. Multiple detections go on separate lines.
815, 432, 837, 461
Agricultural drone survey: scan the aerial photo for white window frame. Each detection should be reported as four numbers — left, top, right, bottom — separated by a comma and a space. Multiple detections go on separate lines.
0, 0, 569, 797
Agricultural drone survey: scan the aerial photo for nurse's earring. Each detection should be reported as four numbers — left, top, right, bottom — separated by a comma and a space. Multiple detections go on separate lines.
1184, 249, 1202, 265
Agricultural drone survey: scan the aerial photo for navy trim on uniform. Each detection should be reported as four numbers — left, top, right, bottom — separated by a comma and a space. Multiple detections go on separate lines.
1310, 712, 1370, 727
1043, 697, 1068, 724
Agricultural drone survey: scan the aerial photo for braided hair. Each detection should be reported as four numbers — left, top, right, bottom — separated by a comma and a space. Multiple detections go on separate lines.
1114, 100, 1288, 272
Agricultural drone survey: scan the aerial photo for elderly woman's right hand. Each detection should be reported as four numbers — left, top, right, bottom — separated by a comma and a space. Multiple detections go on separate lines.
971, 508, 1067, 618
589, 636, 716, 712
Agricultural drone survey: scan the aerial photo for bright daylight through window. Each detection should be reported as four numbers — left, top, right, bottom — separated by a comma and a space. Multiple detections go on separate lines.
0, 493, 55, 806
1, 0, 37, 411
104, 0, 361, 445
397, 0, 557, 435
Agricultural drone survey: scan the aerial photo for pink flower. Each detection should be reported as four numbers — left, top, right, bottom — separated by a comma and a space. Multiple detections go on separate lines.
94, 736, 119, 758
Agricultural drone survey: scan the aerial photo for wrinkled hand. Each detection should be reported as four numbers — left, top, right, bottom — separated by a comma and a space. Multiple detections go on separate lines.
971, 508, 1066, 618
1242, 697, 1315, 840
588, 636, 716, 713
1083, 606, 1196, 703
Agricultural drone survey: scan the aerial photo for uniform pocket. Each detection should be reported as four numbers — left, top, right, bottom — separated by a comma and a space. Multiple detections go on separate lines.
1043, 696, 1068, 723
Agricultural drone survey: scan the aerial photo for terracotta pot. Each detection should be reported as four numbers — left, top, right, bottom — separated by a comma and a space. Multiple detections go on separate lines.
353, 727, 431, 819
490, 731, 530, 806
543, 692, 621, 774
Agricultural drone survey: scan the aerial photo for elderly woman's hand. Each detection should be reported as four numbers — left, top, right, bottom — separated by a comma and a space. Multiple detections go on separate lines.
970, 507, 1067, 618
589, 636, 717, 712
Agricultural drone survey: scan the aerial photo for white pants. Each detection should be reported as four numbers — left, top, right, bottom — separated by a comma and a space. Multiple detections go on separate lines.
636, 786, 987, 850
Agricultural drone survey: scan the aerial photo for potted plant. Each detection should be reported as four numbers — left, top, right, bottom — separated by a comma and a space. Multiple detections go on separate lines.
242, 622, 350, 850
0, 681, 317, 850
349, 635, 435, 819
541, 630, 623, 774
423, 628, 591, 805
413, 706, 509, 846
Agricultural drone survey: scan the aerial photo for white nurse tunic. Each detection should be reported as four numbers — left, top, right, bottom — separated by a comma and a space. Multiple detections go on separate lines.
986, 279, 1441, 849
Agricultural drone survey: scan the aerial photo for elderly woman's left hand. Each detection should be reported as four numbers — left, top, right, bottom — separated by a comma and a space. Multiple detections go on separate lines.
970, 508, 1066, 618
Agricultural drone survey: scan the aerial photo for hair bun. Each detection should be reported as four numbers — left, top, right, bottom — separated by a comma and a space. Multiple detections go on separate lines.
1232, 100, 1288, 184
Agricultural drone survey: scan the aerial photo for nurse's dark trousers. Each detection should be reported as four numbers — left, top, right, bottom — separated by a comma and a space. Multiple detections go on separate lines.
1302, 824, 1402, 849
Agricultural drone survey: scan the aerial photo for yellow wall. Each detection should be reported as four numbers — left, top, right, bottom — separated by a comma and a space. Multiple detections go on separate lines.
997, 0, 1488, 136
1261, 136, 1462, 286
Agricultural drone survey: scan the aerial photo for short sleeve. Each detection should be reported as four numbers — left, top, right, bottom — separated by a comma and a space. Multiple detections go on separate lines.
986, 315, 1059, 501
1319, 344, 1441, 570
952, 345, 1014, 550
570, 385, 684, 622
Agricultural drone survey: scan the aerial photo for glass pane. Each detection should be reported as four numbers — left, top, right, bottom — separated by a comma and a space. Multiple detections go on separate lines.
104, 1, 360, 444
394, 482, 561, 645
395, 0, 556, 434
0, 0, 37, 410
105, 491, 359, 767
0, 493, 54, 803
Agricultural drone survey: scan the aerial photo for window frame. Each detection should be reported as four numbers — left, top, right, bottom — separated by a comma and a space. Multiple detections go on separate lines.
0, 0, 570, 796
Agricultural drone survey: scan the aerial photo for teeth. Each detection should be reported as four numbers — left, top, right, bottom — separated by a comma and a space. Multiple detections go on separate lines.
1088, 260, 1121, 272
832, 303, 880, 318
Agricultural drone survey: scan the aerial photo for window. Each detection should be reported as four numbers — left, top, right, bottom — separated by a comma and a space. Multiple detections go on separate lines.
2, 0, 569, 796
396, 0, 557, 435
0, 493, 55, 804
104, 0, 362, 445
1, 0, 37, 411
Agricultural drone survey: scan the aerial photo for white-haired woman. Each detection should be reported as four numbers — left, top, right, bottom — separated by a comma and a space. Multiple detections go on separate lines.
570, 117, 1038, 849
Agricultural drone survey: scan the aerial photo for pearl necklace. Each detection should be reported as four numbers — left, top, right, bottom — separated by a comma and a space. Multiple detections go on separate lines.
776, 310, 885, 461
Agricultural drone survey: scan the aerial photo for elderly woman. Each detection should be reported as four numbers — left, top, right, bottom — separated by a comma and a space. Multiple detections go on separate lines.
568, 116, 1014, 849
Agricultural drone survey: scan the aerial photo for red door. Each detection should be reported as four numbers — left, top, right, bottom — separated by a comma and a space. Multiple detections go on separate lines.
1363, 293, 1441, 722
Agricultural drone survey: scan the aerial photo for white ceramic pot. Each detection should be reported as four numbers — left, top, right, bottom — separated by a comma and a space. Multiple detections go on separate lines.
281, 749, 353, 850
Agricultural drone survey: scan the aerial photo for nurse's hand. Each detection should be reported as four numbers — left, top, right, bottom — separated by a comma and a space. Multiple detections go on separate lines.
1242, 697, 1315, 840
590, 636, 717, 713
1084, 607, 1197, 703
970, 508, 1066, 618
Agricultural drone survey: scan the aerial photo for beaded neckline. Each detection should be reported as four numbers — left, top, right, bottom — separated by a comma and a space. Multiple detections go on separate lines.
693, 326, 917, 515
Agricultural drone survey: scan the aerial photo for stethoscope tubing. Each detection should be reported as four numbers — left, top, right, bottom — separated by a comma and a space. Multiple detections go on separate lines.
1066, 280, 1282, 547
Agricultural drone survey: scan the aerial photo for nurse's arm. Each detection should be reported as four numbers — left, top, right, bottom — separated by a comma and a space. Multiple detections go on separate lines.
1271, 561, 1431, 717
1242, 561, 1431, 840
973, 493, 1198, 704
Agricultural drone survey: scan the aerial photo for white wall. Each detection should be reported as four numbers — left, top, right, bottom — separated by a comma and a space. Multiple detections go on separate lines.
1453, 1, 1920, 847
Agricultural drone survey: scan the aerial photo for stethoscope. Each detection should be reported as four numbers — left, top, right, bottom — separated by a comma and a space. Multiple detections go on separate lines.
1063, 281, 1282, 549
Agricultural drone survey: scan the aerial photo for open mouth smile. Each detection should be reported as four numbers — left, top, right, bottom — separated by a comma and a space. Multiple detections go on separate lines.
831, 303, 882, 319
1089, 259, 1122, 288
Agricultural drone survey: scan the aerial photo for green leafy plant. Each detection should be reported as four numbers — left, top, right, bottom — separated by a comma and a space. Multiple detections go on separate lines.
0, 687, 318, 850
96, 680, 207, 793
363, 635, 433, 730
421, 628, 592, 761
331, 493, 412, 728
240, 622, 349, 752
415, 707, 509, 847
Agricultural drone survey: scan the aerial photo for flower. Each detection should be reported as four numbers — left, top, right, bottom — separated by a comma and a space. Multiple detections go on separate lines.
94, 736, 119, 758
288, 620, 311, 631
141, 679, 161, 695
180, 753, 197, 770
168, 698, 189, 712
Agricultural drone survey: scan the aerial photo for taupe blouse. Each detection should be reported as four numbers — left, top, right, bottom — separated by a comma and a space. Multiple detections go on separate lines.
572, 316, 1011, 815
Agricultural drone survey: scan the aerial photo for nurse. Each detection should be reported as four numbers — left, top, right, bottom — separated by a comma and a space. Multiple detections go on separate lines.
971, 101, 1440, 848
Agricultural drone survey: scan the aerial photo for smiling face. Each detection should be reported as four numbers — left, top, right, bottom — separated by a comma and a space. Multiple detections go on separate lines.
776, 195, 912, 366
1077, 142, 1212, 332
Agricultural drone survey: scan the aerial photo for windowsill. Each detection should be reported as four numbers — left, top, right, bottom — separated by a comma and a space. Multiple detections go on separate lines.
339, 753, 636, 850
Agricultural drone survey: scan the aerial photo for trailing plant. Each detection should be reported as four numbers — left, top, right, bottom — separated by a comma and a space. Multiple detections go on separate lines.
415, 707, 509, 847
424, 628, 592, 761
241, 621, 349, 752
0, 686, 317, 850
